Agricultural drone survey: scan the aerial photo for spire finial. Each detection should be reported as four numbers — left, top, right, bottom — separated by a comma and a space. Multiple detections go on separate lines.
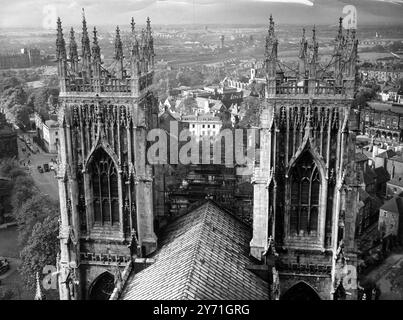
114, 25, 123, 61
56, 17, 62, 38
34, 272, 43, 300
93, 26, 98, 44
81, 8, 91, 59
146, 17, 152, 38
146, 16, 151, 30
82, 8, 88, 37
56, 17, 66, 60
337, 17, 343, 40
268, 14, 275, 39
92, 26, 100, 62
69, 27, 78, 61
131, 17, 136, 34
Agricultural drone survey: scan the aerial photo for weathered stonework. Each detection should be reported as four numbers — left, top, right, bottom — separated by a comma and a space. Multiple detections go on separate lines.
251, 17, 360, 300
55, 16, 159, 300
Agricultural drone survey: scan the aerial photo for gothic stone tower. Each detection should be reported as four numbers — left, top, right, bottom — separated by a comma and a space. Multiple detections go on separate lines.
55, 15, 158, 300
250, 17, 360, 300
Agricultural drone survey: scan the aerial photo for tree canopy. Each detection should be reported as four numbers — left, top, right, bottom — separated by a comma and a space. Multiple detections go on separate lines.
238, 96, 261, 128
19, 214, 59, 290
1, 159, 60, 292
15, 193, 58, 247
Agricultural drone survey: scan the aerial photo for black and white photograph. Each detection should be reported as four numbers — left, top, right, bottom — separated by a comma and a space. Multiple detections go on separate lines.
0, 0, 403, 308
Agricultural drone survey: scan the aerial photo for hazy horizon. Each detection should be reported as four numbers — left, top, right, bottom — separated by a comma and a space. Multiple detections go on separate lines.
1, 0, 403, 29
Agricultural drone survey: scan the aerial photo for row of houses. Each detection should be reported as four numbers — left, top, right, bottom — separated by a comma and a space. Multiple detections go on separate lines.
34, 113, 59, 153
360, 68, 403, 84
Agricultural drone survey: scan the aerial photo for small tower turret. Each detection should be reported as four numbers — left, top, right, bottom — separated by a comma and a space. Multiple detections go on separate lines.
34, 272, 43, 300
298, 28, 308, 80
69, 27, 79, 73
130, 18, 140, 80
308, 26, 319, 94
146, 17, 155, 69
265, 15, 278, 98
114, 26, 124, 79
92, 27, 102, 80
56, 17, 67, 92
334, 17, 344, 85
81, 9, 92, 78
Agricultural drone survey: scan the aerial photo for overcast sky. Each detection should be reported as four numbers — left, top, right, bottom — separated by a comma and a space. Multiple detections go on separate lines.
0, 0, 403, 29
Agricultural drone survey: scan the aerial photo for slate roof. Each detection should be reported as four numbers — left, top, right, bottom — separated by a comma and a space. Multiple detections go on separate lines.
359, 188, 371, 202
355, 152, 369, 162
120, 201, 269, 300
363, 168, 377, 185
377, 149, 397, 159
389, 177, 403, 188
374, 166, 390, 184
390, 153, 403, 163
381, 196, 403, 215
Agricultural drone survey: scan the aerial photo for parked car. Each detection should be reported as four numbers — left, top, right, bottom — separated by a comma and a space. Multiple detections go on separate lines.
43, 163, 50, 172
37, 166, 44, 173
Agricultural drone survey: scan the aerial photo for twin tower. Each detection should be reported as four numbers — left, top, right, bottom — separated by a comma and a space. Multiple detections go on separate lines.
56, 14, 360, 300
251, 16, 360, 299
55, 14, 159, 300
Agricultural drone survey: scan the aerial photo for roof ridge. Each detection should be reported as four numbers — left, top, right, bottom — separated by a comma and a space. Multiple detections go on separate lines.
207, 199, 251, 228
180, 202, 211, 299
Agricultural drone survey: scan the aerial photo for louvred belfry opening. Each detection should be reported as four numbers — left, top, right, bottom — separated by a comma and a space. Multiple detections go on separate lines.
89, 148, 120, 226
289, 151, 320, 237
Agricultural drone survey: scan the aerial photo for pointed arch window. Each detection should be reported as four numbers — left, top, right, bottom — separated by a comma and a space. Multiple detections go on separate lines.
289, 151, 321, 236
89, 149, 120, 226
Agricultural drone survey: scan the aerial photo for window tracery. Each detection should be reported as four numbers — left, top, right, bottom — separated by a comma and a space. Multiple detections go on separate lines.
289, 151, 320, 236
90, 149, 120, 225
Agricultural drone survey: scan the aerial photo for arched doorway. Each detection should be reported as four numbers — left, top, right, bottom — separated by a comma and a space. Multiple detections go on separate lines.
88, 272, 115, 300
281, 281, 321, 301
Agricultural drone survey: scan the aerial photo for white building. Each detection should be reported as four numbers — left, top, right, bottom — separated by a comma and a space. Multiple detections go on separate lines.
43, 119, 59, 153
181, 113, 222, 141
35, 113, 59, 153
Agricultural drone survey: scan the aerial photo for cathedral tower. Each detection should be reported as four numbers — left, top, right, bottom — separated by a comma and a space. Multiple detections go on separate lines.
55, 14, 158, 300
250, 16, 360, 300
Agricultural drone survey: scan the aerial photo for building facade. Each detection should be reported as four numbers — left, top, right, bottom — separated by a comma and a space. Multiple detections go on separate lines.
250, 17, 361, 299
181, 113, 222, 140
0, 113, 18, 160
362, 103, 403, 145
360, 68, 403, 84
55, 15, 159, 300
0, 48, 41, 69
35, 113, 60, 153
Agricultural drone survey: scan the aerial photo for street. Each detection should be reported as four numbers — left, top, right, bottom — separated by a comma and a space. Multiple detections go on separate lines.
17, 133, 59, 202
0, 134, 60, 300
363, 249, 403, 300
0, 226, 32, 300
